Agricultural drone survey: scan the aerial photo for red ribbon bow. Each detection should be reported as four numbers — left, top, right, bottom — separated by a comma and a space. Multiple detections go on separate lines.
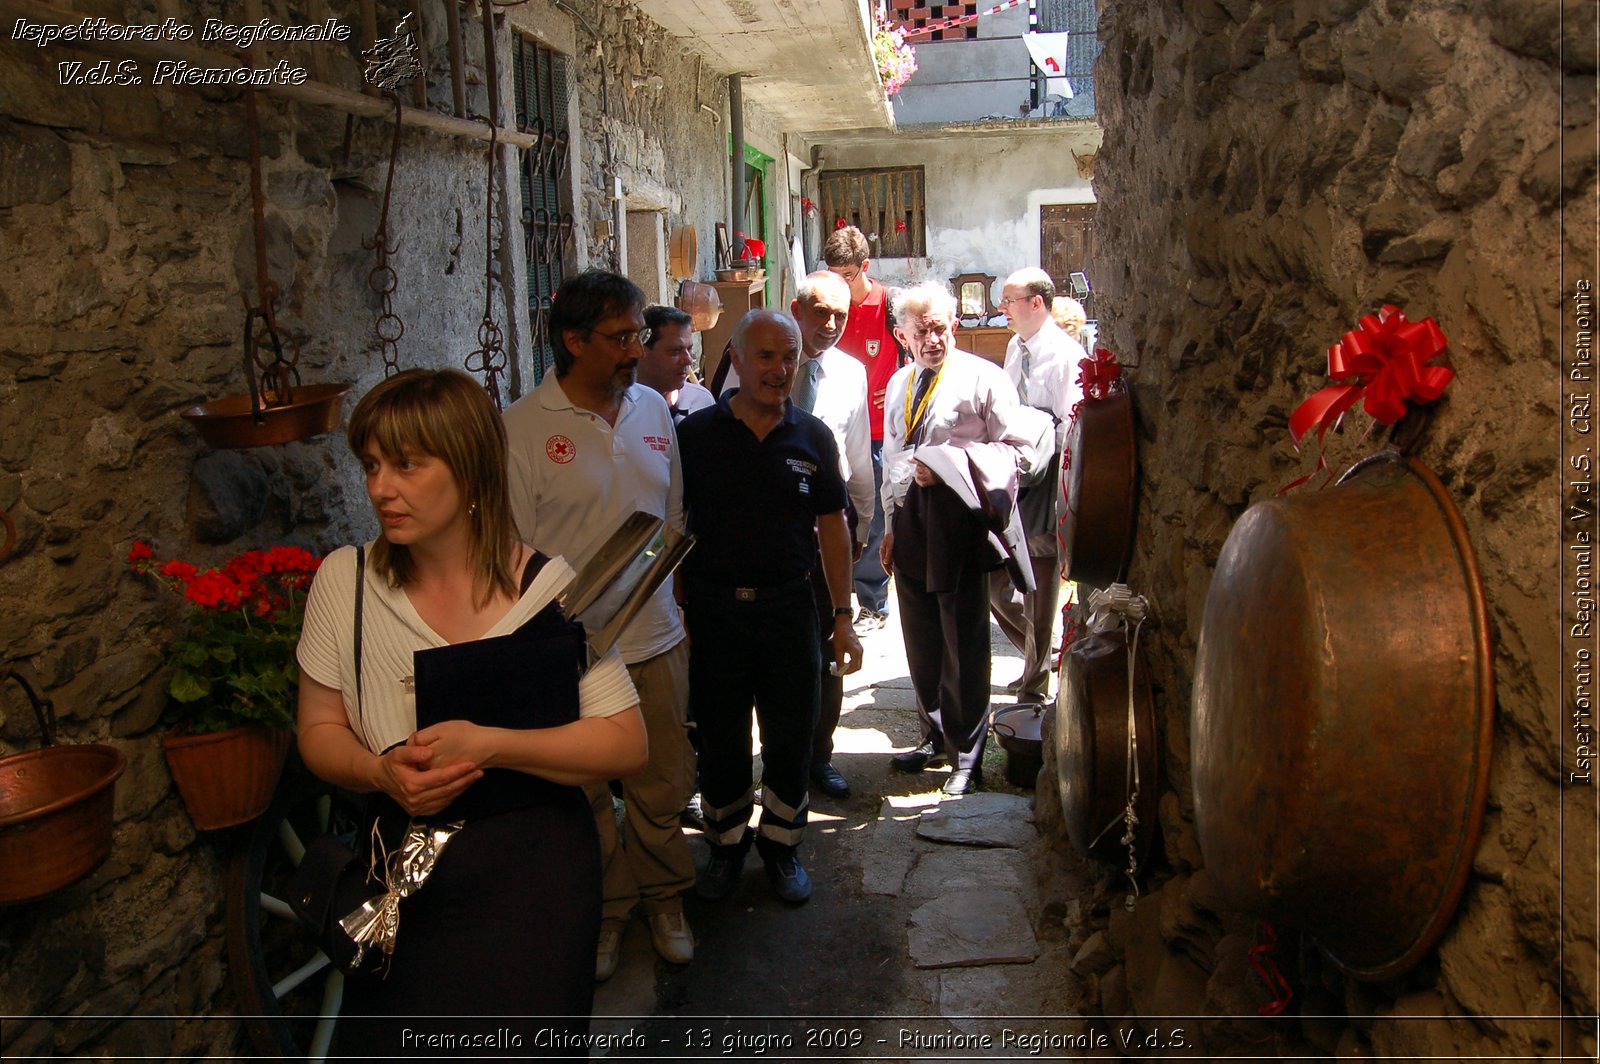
1288, 305, 1453, 449
1076, 348, 1122, 403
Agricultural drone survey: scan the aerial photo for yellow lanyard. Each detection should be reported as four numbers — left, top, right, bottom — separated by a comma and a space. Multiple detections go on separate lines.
904, 363, 944, 439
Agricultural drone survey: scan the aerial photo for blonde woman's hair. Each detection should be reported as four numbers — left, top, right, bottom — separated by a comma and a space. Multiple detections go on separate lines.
346, 368, 518, 607
1052, 296, 1087, 338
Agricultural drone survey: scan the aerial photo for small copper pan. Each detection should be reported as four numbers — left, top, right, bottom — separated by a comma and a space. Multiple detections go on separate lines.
1060, 385, 1138, 590
1191, 452, 1494, 980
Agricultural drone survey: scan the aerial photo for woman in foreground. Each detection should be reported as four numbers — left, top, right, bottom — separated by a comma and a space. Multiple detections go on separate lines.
295, 368, 646, 1053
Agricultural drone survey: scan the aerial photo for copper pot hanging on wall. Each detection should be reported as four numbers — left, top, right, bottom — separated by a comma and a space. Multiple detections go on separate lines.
0, 670, 126, 905
1059, 385, 1138, 589
1191, 452, 1494, 980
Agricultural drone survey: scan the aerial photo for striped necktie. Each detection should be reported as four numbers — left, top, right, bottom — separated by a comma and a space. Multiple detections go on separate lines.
1017, 338, 1031, 405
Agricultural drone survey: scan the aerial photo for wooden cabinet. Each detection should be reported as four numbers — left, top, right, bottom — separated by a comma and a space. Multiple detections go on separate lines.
954, 325, 1011, 367
698, 278, 766, 384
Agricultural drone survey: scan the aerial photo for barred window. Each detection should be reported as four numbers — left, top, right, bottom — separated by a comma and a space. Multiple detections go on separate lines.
512, 34, 574, 383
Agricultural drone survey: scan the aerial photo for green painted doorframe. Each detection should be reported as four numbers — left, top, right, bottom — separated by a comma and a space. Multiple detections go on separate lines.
731, 137, 775, 303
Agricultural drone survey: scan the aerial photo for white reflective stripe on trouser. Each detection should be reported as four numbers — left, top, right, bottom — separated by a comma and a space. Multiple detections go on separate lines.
701, 784, 757, 847
757, 788, 808, 848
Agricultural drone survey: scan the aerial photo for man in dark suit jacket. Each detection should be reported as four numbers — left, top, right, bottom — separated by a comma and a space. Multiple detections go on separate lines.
879, 283, 1040, 795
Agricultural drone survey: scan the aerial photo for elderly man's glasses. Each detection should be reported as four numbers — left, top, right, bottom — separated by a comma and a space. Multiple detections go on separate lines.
588, 327, 652, 349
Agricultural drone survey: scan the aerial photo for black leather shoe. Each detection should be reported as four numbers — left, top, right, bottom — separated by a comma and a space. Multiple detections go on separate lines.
756, 839, 812, 904
695, 829, 752, 901
890, 741, 948, 774
810, 762, 850, 798
941, 768, 983, 796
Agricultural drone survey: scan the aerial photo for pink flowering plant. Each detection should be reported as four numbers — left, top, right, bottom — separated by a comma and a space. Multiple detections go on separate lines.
128, 542, 321, 734
872, 20, 918, 97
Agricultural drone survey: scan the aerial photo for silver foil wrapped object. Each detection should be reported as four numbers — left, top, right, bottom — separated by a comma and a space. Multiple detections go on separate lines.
339, 819, 464, 970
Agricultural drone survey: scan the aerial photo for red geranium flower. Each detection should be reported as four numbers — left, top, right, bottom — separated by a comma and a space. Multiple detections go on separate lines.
129, 541, 322, 735
160, 559, 199, 583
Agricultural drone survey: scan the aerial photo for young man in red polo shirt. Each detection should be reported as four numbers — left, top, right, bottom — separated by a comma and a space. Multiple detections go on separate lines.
823, 225, 905, 635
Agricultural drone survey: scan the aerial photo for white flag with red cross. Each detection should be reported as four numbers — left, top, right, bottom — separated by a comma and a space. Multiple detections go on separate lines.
1022, 31, 1073, 100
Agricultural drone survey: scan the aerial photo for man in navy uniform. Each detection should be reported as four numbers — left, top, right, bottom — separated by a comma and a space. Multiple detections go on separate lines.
677, 309, 864, 903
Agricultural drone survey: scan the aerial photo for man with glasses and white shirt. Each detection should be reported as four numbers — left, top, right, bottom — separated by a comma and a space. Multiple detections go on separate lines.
788, 271, 874, 799
824, 226, 906, 636
504, 270, 697, 982
991, 267, 1086, 703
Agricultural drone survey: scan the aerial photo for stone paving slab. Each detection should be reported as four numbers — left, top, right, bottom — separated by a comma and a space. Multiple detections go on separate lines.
917, 792, 1037, 849
904, 845, 1033, 901
908, 888, 1040, 969
859, 796, 932, 896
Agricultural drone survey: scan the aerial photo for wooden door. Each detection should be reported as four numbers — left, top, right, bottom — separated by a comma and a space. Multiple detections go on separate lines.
1040, 203, 1095, 310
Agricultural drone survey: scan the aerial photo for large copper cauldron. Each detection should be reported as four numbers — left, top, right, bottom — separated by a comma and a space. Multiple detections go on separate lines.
0, 670, 126, 905
1059, 386, 1137, 589
1056, 626, 1160, 869
1191, 453, 1493, 979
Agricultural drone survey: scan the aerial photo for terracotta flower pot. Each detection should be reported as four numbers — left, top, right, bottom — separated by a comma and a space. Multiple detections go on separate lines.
162, 724, 292, 830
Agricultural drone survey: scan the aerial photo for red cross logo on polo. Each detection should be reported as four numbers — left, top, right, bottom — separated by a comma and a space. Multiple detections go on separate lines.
545, 435, 575, 463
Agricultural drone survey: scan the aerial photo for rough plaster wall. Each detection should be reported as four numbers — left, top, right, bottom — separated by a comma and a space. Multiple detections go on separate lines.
565, 0, 728, 282
1029, 0, 1597, 1057
0, 0, 733, 1054
821, 130, 1098, 290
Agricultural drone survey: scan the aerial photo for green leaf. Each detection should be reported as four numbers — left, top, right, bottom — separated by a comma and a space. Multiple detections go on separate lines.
210, 644, 237, 664
169, 669, 211, 703
173, 641, 209, 668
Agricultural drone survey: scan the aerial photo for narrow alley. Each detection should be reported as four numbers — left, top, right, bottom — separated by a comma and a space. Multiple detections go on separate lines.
591, 595, 1103, 1058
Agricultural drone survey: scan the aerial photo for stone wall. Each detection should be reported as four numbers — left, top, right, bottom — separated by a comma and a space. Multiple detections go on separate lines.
1032, 0, 1596, 1057
0, 0, 756, 1054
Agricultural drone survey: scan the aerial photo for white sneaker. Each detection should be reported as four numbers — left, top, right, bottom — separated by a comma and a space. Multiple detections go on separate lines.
595, 926, 622, 982
648, 911, 694, 964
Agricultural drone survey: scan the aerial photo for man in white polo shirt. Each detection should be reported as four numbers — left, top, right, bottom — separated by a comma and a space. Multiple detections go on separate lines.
504, 270, 696, 981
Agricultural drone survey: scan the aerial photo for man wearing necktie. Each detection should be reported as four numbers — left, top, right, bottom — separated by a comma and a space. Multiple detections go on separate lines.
879, 283, 1038, 795
992, 268, 1087, 702
788, 271, 874, 799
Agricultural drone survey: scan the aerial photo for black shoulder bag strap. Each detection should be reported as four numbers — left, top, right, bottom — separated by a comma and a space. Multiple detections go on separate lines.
519, 549, 551, 594
354, 544, 365, 734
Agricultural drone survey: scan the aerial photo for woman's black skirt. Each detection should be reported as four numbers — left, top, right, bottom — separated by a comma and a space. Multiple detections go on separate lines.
334, 786, 600, 1058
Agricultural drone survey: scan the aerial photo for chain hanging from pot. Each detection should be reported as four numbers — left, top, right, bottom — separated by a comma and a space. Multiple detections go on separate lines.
242, 87, 301, 420
1084, 582, 1153, 911
365, 95, 408, 378
463, 121, 508, 407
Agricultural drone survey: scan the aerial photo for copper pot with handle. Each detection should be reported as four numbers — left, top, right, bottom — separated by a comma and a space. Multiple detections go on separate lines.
1191, 452, 1493, 979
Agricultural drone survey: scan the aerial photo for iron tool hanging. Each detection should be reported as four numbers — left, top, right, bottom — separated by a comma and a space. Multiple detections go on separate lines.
181, 88, 349, 448
366, 95, 408, 379
463, 121, 508, 407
